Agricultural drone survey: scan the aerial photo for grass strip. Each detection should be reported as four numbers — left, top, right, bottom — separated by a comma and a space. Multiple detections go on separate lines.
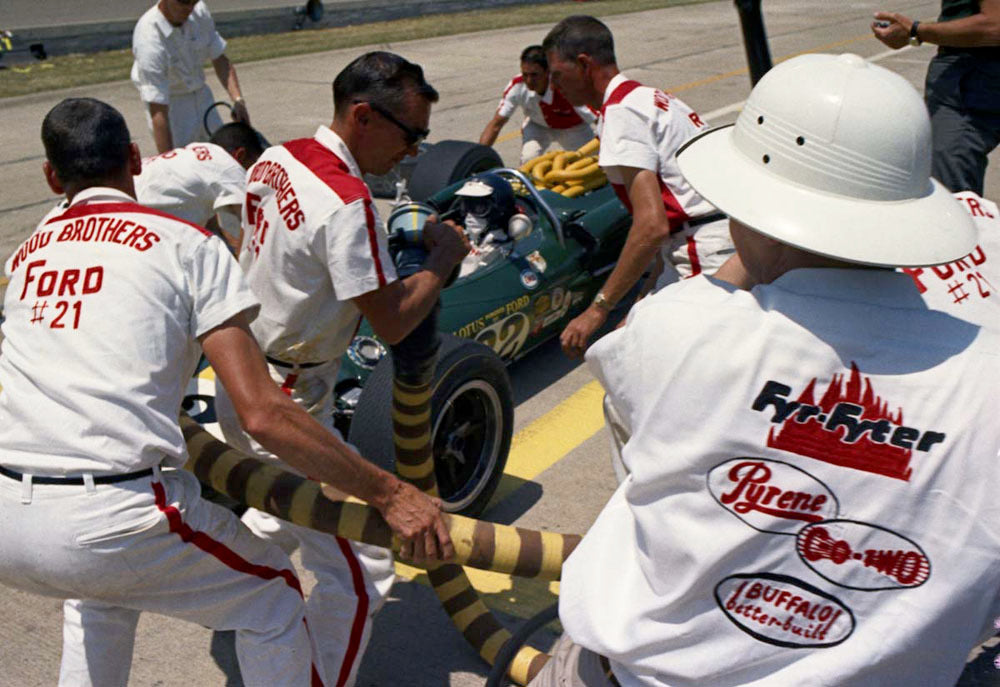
0, 0, 716, 98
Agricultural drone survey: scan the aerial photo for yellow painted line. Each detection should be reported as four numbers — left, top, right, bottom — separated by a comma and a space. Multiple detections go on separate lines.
492, 379, 606, 504
496, 130, 521, 145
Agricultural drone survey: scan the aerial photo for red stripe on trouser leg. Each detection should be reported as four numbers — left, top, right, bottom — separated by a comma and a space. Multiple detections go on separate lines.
150, 480, 325, 686
333, 536, 370, 687
685, 235, 702, 277
281, 373, 299, 396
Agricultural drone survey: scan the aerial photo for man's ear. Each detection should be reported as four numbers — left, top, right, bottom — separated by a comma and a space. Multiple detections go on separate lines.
43, 160, 64, 196
232, 146, 247, 166
353, 101, 372, 127
128, 142, 143, 177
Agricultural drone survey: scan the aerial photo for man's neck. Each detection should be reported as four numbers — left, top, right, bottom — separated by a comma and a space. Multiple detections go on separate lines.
591, 65, 621, 109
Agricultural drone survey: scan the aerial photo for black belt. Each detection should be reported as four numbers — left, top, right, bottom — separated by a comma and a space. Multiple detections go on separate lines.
0, 465, 154, 485
687, 212, 726, 228
265, 355, 328, 369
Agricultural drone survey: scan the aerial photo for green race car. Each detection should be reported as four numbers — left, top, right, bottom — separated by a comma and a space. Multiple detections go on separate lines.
335, 142, 631, 516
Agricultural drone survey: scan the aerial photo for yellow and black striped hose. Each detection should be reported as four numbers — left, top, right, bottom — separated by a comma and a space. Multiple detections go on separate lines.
180, 414, 578, 684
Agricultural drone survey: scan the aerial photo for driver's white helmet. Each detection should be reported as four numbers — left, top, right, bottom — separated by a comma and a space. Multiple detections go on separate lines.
677, 53, 976, 267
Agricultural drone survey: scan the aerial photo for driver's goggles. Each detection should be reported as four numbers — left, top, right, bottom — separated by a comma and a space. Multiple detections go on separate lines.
459, 196, 492, 217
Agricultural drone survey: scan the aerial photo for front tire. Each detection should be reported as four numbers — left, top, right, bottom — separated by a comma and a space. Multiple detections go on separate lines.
347, 335, 513, 516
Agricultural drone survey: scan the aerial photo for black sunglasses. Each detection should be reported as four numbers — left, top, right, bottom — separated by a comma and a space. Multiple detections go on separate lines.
364, 101, 429, 147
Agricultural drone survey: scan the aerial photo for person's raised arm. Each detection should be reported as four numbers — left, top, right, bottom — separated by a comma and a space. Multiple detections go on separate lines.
201, 313, 453, 563
353, 220, 469, 344
479, 113, 509, 147
873, 0, 1000, 48
212, 53, 250, 124
560, 166, 670, 357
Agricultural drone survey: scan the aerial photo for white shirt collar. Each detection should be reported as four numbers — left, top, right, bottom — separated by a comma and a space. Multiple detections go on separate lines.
766, 268, 925, 309
68, 187, 136, 207
313, 125, 363, 178
602, 73, 632, 107
152, 5, 180, 37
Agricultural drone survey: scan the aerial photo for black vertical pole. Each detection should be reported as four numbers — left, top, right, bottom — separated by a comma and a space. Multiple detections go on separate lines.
734, 0, 773, 86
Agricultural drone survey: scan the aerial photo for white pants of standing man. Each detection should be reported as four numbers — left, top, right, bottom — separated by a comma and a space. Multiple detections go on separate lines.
144, 84, 224, 148
214, 359, 396, 687
0, 467, 322, 687
520, 120, 596, 165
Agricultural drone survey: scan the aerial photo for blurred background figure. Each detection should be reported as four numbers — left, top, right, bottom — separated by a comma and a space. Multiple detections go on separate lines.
478, 44, 597, 164
132, 0, 251, 154
873, 0, 1000, 195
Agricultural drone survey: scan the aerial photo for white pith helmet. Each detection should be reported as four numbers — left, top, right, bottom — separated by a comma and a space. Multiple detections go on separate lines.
676, 53, 977, 267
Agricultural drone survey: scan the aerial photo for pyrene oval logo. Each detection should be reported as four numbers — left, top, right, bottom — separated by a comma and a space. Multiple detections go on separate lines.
707, 458, 839, 535
714, 572, 855, 648
796, 519, 931, 591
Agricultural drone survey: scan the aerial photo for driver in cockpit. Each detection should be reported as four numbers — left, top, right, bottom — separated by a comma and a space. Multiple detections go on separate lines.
455, 173, 517, 277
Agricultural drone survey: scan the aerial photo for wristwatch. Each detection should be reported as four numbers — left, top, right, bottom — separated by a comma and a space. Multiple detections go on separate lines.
592, 291, 615, 312
909, 21, 923, 46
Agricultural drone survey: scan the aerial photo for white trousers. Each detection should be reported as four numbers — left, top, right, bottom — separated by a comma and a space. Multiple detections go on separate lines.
214, 361, 396, 687
653, 217, 735, 291
520, 120, 596, 164
0, 467, 321, 687
144, 84, 224, 148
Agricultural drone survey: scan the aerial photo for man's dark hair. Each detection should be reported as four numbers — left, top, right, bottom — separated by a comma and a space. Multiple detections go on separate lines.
333, 51, 439, 117
520, 45, 547, 70
542, 15, 617, 66
41, 98, 131, 187
209, 122, 265, 158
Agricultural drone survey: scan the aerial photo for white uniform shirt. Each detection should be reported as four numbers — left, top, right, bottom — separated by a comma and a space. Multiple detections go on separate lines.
0, 187, 256, 475
564, 270, 1000, 687
136, 141, 246, 226
131, 1, 226, 103
496, 76, 596, 131
598, 73, 717, 230
903, 191, 1000, 324
239, 126, 397, 366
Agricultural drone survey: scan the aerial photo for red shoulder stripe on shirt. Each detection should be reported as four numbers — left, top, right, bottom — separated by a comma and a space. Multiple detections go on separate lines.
601, 79, 643, 116
282, 137, 370, 205
44, 201, 212, 237
611, 177, 691, 232
504, 75, 524, 96
282, 137, 386, 286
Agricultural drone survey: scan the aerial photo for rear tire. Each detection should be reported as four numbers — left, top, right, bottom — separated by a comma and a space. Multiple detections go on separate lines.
407, 140, 503, 202
347, 335, 513, 517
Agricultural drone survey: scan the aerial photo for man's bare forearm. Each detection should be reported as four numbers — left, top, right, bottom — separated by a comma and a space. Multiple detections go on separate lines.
598, 220, 668, 305
149, 103, 173, 153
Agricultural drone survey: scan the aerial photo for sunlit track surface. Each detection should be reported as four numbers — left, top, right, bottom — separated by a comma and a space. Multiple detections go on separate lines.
1, 1, 998, 685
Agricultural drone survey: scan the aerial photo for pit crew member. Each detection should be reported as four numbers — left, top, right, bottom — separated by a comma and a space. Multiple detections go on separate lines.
135, 121, 264, 253
543, 16, 734, 358
131, 0, 250, 153
213, 51, 469, 686
529, 54, 1000, 687
479, 45, 597, 164
0, 97, 453, 687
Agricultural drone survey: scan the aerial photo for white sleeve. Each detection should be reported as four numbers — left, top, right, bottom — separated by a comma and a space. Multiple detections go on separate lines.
598, 101, 659, 172
496, 79, 524, 119
186, 236, 259, 337
131, 23, 171, 105
209, 159, 248, 212
200, 4, 228, 60
321, 198, 398, 301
